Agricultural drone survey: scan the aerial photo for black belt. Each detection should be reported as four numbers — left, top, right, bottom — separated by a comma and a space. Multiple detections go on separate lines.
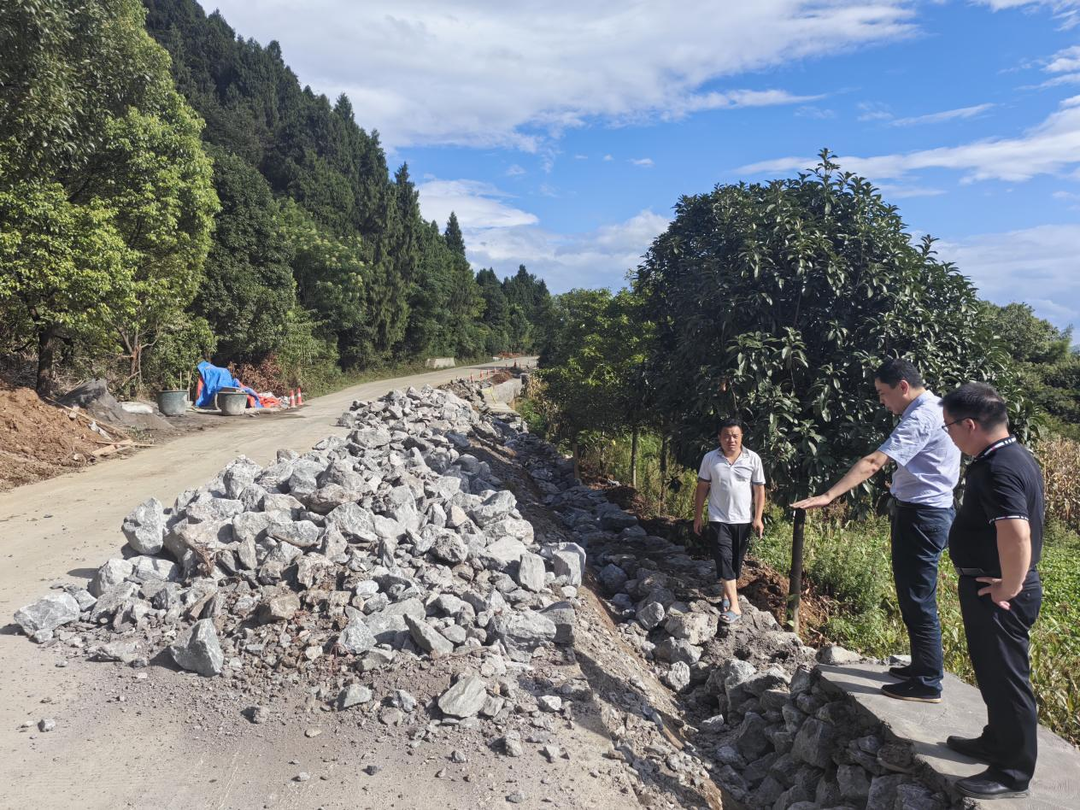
954, 566, 1001, 578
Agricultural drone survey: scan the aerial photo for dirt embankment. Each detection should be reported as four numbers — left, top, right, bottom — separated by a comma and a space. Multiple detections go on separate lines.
0, 388, 106, 492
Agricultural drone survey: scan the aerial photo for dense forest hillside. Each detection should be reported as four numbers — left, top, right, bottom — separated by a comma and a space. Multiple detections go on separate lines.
1, 0, 551, 395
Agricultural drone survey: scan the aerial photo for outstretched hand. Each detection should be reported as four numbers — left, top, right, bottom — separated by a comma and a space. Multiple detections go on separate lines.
790, 494, 832, 510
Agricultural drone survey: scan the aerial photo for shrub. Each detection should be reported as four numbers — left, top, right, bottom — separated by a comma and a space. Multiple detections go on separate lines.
1037, 435, 1080, 533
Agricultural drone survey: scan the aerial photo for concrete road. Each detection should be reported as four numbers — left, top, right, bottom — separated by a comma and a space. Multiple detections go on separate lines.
0, 358, 533, 616
0, 356, 660, 810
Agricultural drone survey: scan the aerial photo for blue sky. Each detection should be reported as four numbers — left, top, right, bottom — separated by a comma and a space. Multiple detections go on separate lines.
205, 0, 1080, 334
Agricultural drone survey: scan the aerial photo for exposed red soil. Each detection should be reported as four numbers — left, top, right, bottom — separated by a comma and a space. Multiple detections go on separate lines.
0, 388, 104, 491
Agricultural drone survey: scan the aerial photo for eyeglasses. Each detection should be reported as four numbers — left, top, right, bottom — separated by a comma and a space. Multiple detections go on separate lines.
941, 418, 969, 431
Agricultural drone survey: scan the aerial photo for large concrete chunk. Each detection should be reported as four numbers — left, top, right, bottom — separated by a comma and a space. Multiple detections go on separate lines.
654, 637, 702, 665
480, 538, 527, 570
121, 497, 165, 555
540, 601, 575, 644
791, 718, 836, 768
169, 618, 224, 676
516, 552, 546, 592
14, 593, 81, 641
598, 563, 628, 594
405, 614, 454, 655
664, 611, 717, 645
437, 676, 488, 718
551, 543, 585, 585
492, 610, 556, 661
89, 558, 134, 597
337, 620, 376, 655
267, 520, 321, 549
325, 502, 376, 541
431, 533, 468, 564
129, 555, 179, 584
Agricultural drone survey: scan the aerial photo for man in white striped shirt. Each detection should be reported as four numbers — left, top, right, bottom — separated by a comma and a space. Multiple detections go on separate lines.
693, 417, 766, 624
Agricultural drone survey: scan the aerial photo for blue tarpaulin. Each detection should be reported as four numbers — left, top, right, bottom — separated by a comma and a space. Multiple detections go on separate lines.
195, 361, 263, 408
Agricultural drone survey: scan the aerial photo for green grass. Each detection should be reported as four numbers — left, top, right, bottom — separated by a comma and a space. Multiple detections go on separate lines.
755, 511, 1080, 746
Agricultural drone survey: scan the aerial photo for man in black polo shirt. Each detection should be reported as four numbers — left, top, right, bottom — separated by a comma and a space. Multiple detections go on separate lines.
941, 382, 1044, 800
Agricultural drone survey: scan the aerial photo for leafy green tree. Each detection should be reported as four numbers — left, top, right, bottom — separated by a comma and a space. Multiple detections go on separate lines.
985, 302, 1080, 438
1, 0, 217, 392
476, 268, 510, 350
634, 150, 1028, 507
0, 175, 133, 389
279, 199, 367, 363
508, 305, 532, 353
440, 214, 484, 357
503, 265, 554, 353
541, 289, 611, 368
444, 212, 467, 258
541, 290, 655, 480
192, 149, 295, 363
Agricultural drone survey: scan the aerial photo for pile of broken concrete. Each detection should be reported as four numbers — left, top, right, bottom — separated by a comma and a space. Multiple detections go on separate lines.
14, 385, 583, 721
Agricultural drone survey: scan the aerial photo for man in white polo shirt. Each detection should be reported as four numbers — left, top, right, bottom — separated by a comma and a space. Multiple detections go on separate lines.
693, 417, 766, 624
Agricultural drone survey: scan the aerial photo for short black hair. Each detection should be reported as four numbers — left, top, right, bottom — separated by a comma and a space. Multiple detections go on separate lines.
874, 358, 924, 389
941, 382, 1009, 429
717, 417, 744, 434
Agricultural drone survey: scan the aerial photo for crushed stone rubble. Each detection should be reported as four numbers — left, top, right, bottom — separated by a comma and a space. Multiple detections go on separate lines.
14, 378, 961, 809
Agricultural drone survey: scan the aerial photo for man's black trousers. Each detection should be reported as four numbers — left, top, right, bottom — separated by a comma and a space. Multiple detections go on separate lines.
957, 570, 1042, 789
706, 522, 751, 581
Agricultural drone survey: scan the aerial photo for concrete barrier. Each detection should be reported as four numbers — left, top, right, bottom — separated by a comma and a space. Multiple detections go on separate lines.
424, 357, 455, 369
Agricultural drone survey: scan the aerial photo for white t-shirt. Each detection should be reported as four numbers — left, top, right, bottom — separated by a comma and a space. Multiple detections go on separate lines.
698, 447, 766, 524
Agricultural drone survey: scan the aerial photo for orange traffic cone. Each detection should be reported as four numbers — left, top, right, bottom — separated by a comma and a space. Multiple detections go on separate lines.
296, 387, 303, 406
289, 389, 296, 407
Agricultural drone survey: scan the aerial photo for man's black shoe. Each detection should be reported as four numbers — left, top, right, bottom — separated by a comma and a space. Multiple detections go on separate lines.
946, 735, 994, 763
888, 664, 914, 678
955, 770, 1029, 800
880, 680, 942, 703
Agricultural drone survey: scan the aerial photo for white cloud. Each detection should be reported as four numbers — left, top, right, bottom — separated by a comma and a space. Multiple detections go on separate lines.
1030, 44, 1080, 87
415, 175, 668, 290
630, 157, 655, 168
470, 209, 672, 292
505, 164, 526, 177
603, 154, 614, 162
206, 0, 916, 149
889, 103, 995, 126
936, 224, 1080, 330
1046, 44, 1080, 73
857, 101, 893, 121
417, 180, 538, 229
658, 88, 826, 118
875, 183, 947, 198
796, 105, 836, 119
739, 95, 1080, 181
574, 154, 589, 160
974, 0, 1080, 28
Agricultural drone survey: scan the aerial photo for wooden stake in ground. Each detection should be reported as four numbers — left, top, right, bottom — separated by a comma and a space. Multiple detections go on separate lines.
787, 507, 806, 633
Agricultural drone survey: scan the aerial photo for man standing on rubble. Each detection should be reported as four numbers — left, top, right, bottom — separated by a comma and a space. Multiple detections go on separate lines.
792, 358, 960, 704
940, 382, 1043, 800
693, 417, 766, 625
